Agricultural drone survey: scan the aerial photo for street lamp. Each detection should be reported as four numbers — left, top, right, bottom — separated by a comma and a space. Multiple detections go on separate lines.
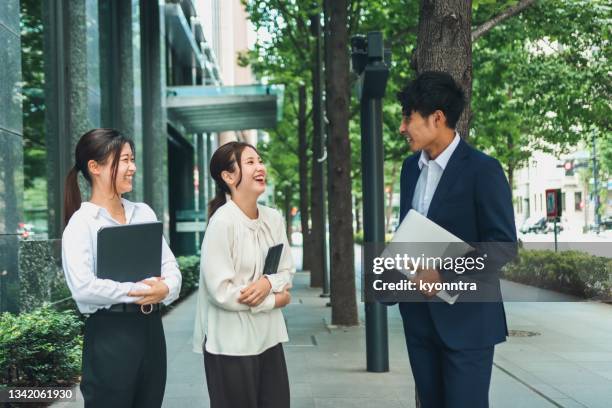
352, 31, 390, 373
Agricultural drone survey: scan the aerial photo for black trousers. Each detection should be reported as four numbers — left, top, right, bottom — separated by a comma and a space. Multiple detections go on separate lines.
81, 311, 167, 408
204, 343, 290, 408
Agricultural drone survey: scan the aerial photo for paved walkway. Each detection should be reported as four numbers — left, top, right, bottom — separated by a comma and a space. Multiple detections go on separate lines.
158, 273, 612, 408
57, 246, 612, 407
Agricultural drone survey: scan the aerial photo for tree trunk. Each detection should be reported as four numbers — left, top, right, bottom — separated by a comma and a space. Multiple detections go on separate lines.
355, 195, 362, 233
298, 84, 313, 272
415, 0, 472, 137
324, 0, 358, 326
284, 185, 293, 246
309, 11, 325, 287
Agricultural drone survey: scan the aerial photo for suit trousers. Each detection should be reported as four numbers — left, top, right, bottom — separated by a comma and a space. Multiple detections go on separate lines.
80, 311, 167, 408
402, 304, 494, 408
203, 342, 290, 408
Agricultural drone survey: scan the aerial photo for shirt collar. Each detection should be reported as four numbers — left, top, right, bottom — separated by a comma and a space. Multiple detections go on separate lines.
418, 132, 461, 170
79, 197, 135, 224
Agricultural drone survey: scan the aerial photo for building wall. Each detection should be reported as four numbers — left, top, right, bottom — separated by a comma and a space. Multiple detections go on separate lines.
0, 0, 24, 312
195, 0, 257, 146
513, 150, 610, 232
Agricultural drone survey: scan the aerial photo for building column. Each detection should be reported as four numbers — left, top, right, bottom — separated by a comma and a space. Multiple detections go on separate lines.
207, 133, 215, 202
42, 0, 90, 238
140, 0, 169, 237
197, 133, 207, 218
98, 0, 144, 201
0, 0, 24, 312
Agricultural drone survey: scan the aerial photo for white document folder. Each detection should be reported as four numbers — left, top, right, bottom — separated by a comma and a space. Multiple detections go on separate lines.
383, 210, 474, 304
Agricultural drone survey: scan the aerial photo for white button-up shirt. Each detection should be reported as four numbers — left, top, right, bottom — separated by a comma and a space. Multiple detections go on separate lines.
412, 133, 461, 216
193, 199, 295, 356
61, 198, 182, 314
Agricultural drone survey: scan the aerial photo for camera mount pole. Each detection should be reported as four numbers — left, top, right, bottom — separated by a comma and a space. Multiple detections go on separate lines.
351, 31, 390, 373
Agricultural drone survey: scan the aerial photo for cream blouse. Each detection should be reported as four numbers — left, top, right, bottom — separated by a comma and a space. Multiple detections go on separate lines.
192, 199, 295, 356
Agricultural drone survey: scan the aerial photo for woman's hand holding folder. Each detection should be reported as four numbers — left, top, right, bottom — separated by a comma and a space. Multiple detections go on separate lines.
128, 277, 169, 305
238, 278, 292, 309
238, 277, 272, 307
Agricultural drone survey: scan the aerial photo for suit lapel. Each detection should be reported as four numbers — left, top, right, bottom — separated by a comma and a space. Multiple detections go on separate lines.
426, 139, 470, 220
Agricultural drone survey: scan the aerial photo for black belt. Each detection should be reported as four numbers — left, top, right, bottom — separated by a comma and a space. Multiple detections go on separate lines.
98, 303, 161, 314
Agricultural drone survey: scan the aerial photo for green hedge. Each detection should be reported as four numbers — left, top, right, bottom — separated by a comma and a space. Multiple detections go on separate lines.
502, 249, 612, 300
176, 255, 200, 299
0, 307, 82, 387
0, 256, 201, 389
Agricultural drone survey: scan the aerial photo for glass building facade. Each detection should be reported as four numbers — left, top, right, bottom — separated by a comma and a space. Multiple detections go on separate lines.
0, 0, 281, 312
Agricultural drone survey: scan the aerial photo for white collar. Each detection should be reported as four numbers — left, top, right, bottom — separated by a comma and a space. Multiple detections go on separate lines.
418, 132, 461, 170
80, 197, 135, 224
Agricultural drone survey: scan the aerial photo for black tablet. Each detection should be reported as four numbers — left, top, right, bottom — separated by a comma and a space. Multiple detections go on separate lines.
96, 222, 163, 282
263, 244, 284, 275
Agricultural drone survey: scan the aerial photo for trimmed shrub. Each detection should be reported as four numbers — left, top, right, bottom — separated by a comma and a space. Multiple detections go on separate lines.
0, 307, 82, 387
502, 249, 612, 300
177, 255, 200, 298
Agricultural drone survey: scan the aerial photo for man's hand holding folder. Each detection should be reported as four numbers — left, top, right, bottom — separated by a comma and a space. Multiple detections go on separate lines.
381, 210, 475, 304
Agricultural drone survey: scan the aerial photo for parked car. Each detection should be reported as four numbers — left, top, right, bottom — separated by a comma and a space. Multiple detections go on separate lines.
599, 216, 612, 231
545, 220, 563, 233
519, 217, 547, 234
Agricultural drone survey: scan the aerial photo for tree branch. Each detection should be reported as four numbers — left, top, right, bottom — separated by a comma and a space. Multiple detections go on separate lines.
348, 0, 363, 35
274, 0, 310, 59
471, 0, 536, 42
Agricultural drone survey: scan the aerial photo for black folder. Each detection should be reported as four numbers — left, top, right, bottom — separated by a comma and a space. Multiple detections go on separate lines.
263, 244, 284, 275
96, 222, 163, 282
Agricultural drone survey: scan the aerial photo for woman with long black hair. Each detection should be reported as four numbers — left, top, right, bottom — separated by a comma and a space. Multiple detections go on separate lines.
193, 141, 294, 408
61, 128, 182, 407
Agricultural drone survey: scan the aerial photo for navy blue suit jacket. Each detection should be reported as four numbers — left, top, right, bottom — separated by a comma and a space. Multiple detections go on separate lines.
398, 138, 517, 350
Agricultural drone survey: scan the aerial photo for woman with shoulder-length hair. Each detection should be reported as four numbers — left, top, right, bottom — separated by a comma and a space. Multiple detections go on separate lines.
61, 128, 182, 407
193, 141, 295, 408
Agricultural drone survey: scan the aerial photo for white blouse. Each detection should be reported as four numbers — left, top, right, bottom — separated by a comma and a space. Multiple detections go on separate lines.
193, 199, 295, 356
61, 198, 182, 314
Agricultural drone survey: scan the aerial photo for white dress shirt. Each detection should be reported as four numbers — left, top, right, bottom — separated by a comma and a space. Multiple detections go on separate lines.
412, 133, 461, 216
193, 199, 295, 356
61, 198, 182, 314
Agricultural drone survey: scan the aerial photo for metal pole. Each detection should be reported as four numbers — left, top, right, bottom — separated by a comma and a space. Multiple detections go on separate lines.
314, 11, 330, 298
592, 132, 600, 232
361, 97, 389, 372
554, 218, 558, 252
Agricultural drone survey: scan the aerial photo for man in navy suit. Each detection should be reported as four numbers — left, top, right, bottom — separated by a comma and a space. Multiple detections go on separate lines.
395, 71, 517, 408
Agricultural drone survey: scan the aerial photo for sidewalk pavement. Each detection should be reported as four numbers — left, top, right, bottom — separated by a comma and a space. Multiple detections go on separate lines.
57, 246, 612, 407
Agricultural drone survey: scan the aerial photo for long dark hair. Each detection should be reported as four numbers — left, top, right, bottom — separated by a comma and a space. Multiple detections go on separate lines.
63, 128, 135, 226
208, 141, 260, 219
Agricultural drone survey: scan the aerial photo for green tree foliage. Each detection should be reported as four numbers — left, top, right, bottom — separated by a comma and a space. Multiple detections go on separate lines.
242, 0, 609, 227
240, 0, 314, 221
20, 0, 46, 189
471, 0, 610, 192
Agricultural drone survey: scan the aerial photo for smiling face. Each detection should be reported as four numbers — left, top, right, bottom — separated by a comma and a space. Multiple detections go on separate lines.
89, 142, 136, 197
222, 146, 267, 199
399, 110, 438, 153
113, 143, 137, 194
